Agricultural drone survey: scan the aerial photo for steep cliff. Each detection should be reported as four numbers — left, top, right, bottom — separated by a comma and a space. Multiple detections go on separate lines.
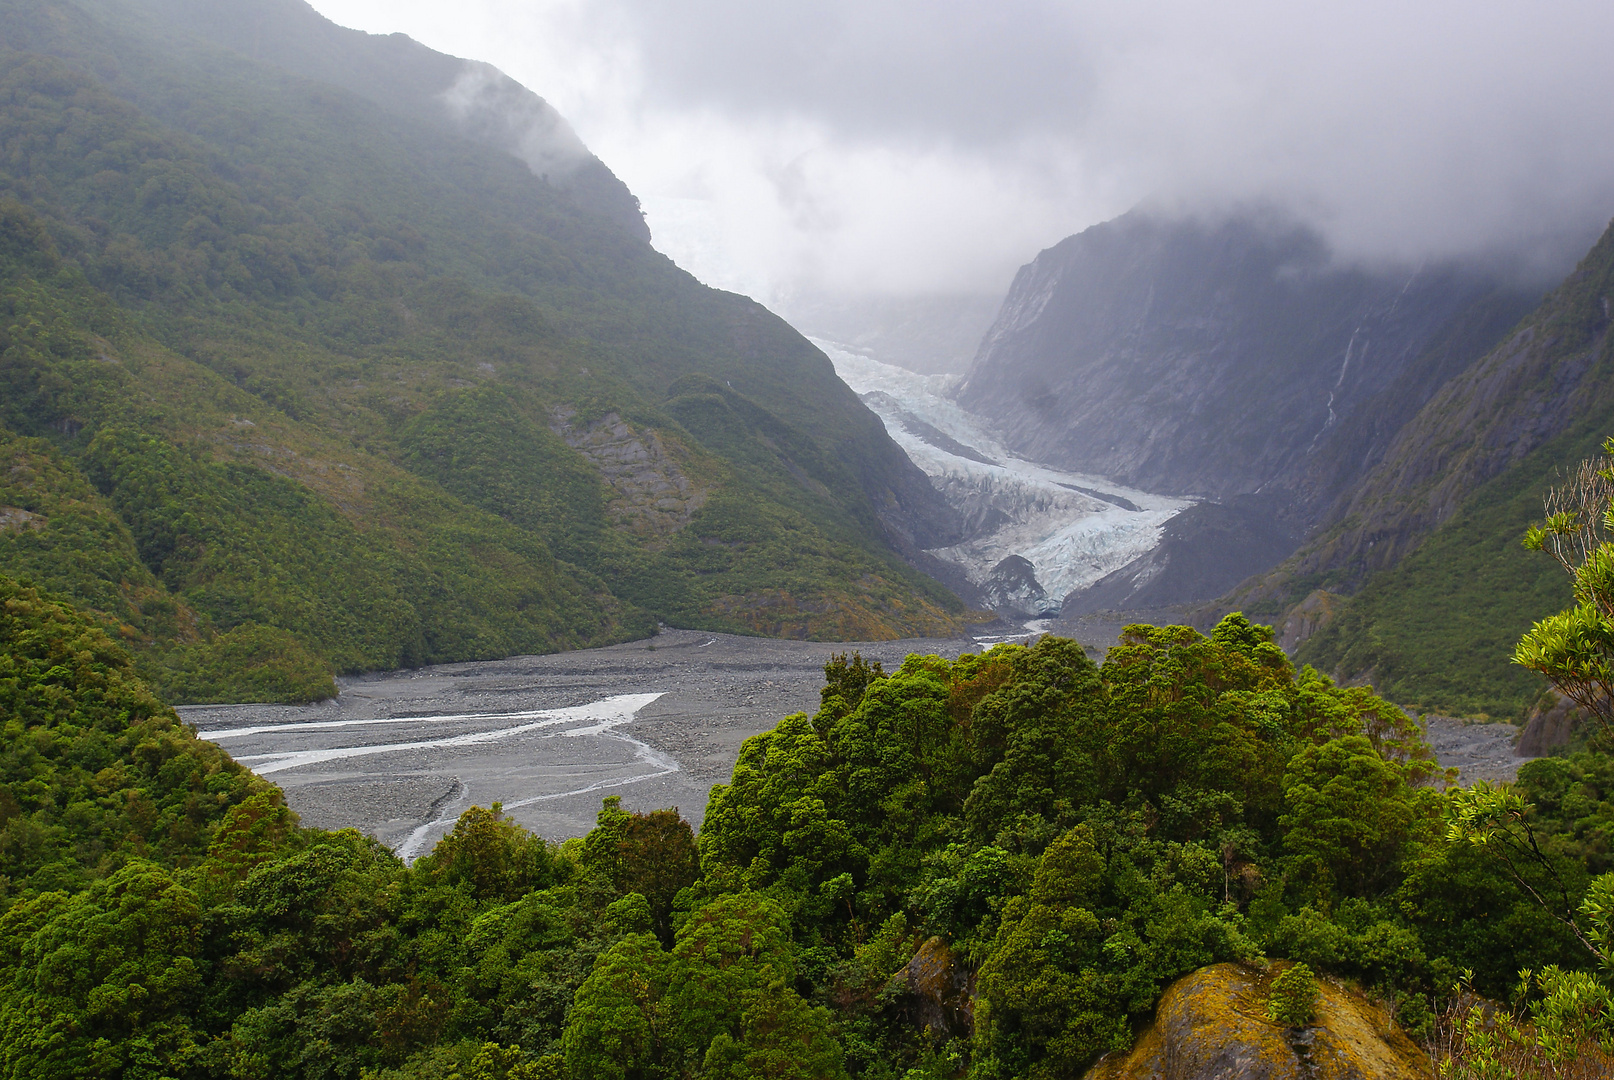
1278, 219, 1614, 592
955, 211, 1540, 520
1209, 218, 1614, 718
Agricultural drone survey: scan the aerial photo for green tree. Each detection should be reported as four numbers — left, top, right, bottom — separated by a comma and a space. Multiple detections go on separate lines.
1266, 962, 1319, 1027
1280, 735, 1435, 899
1517, 438, 1614, 739
0, 862, 207, 1080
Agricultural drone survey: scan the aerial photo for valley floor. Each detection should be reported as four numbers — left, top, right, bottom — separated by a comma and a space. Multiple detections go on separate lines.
182, 627, 987, 854
185, 623, 1531, 857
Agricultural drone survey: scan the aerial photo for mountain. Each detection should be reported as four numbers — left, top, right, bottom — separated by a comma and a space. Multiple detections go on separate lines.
0, 0, 971, 703
956, 209, 1544, 615
1261, 219, 1614, 718
955, 210, 1541, 515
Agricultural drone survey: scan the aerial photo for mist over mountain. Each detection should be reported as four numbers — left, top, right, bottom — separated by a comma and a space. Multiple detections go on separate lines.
778, 291, 1002, 375
0, 0, 973, 703
945, 209, 1548, 615
956, 210, 1544, 510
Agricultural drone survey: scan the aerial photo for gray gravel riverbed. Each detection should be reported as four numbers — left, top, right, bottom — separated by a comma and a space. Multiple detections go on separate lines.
181, 628, 984, 856
181, 625, 1529, 858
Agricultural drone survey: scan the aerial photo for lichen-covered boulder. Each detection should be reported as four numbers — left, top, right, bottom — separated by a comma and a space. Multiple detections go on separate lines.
1084, 963, 1432, 1080
895, 935, 975, 1039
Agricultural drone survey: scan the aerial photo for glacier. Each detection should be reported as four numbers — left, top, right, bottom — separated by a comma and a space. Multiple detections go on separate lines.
819, 340, 1189, 616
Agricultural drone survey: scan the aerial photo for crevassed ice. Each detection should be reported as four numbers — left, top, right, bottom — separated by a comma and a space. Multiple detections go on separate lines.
818, 340, 1189, 606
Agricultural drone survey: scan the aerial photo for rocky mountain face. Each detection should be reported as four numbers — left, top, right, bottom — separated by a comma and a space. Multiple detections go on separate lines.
1253, 219, 1614, 599
956, 211, 1540, 517
1269, 220, 1614, 719
955, 210, 1544, 615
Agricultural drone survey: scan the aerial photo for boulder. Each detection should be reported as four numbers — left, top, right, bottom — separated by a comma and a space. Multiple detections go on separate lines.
1084, 963, 1432, 1080
895, 936, 975, 1040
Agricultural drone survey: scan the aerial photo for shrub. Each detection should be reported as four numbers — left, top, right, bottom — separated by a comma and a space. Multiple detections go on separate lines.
1267, 962, 1321, 1027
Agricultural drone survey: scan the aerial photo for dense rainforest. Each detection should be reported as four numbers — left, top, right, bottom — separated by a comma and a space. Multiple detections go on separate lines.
0, 0, 970, 707
3, 568, 1612, 1079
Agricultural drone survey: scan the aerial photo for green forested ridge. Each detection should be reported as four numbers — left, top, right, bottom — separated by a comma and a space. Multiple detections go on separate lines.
1261, 218, 1614, 719
4, 576, 1607, 1077
1297, 425, 1614, 719
0, 0, 968, 703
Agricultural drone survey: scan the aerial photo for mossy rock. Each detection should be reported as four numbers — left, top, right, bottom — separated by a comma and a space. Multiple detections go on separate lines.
1084, 962, 1432, 1080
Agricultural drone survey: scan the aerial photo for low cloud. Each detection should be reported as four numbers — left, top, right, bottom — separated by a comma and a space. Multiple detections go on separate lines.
314, 0, 1614, 299
441, 63, 592, 182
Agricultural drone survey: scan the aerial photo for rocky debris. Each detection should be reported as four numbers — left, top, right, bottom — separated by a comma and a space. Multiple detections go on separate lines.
893, 937, 975, 1040
1422, 717, 1528, 784
550, 407, 708, 542
1085, 963, 1432, 1080
182, 627, 987, 845
288, 774, 464, 849
0, 506, 41, 533
979, 555, 1054, 617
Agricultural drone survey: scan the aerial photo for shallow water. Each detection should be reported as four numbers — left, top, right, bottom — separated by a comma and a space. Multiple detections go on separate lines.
181, 628, 987, 857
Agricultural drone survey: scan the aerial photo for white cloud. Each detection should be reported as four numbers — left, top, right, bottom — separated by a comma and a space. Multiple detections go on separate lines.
307, 0, 1614, 298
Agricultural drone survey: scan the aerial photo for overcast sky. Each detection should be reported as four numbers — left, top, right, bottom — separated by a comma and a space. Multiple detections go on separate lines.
307, 0, 1614, 306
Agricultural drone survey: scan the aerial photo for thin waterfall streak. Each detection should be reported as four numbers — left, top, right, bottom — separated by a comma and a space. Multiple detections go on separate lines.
1308, 325, 1362, 453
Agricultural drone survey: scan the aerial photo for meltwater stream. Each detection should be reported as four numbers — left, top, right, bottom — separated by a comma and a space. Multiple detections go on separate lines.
199, 694, 672, 860
181, 629, 987, 858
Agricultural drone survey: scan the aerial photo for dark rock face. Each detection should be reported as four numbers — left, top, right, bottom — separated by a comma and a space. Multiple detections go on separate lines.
979, 555, 1052, 616
1279, 220, 1614, 591
1223, 218, 1614, 629
1061, 498, 1301, 615
1516, 691, 1596, 756
893, 937, 975, 1042
956, 211, 1540, 525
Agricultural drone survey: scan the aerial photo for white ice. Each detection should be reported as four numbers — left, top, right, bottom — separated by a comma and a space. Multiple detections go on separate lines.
819, 340, 1189, 604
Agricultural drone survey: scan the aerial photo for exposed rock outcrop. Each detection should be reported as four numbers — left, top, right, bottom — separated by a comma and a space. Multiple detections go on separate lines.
956, 211, 1538, 519
1085, 963, 1432, 1080
549, 407, 708, 543
979, 555, 1053, 616
1277, 589, 1345, 653
893, 936, 975, 1041
1516, 691, 1598, 756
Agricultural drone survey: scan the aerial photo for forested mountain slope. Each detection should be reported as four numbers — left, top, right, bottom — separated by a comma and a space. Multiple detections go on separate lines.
1264, 219, 1614, 718
0, 0, 969, 702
